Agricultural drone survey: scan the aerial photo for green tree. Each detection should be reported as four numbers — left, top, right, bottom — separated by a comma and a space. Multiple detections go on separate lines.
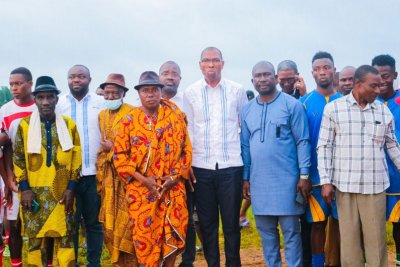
0, 86, 13, 107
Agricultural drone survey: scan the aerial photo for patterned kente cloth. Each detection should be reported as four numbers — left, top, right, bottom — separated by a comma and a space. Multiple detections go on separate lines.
113, 99, 192, 266
96, 103, 137, 266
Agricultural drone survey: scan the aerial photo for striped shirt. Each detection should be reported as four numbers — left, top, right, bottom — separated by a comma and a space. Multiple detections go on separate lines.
183, 78, 248, 170
317, 93, 400, 194
57, 92, 102, 176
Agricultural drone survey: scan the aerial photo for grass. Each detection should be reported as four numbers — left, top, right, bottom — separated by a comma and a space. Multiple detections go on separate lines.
2, 208, 396, 266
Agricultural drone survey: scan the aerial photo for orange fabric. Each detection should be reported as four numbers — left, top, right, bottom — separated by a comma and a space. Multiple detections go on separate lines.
113, 99, 192, 267
96, 103, 137, 266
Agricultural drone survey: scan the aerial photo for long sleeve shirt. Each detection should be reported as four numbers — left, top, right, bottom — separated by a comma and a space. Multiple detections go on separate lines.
57, 92, 102, 176
183, 78, 248, 170
317, 93, 400, 194
240, 92, 311, 215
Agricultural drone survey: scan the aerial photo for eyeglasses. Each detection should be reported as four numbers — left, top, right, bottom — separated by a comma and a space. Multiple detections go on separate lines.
200, 58, 222, 64
279, 77, 297, 84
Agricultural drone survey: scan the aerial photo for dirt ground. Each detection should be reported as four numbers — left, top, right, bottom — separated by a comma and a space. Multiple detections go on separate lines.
178, 248, 397, 266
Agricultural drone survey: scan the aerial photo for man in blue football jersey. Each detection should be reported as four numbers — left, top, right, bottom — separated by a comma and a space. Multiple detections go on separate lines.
300, 51, 341, 267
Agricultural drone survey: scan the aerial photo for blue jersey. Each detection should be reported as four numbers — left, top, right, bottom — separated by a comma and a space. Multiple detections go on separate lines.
300, 90, 342, 185
377, 90, 400, 194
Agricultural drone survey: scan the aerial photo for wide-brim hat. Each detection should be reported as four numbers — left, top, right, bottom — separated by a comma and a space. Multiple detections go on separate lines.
134, 71, 164, 90
33, 76, 61, 95
99, 73, 129, 92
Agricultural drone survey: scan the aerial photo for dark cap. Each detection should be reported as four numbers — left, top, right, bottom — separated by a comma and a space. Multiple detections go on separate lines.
33, 76, 61, 95
134, 71, 164, 90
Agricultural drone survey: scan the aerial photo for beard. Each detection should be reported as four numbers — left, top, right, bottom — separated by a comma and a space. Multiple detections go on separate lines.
162, 86, 178, 96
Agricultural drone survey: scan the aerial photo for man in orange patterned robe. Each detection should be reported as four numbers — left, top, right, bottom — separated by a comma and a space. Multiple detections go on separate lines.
113, 71, 192, 267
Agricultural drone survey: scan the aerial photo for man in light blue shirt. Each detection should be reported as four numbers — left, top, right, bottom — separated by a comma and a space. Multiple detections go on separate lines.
241, 61, 311, 267
57, 65, 103, 267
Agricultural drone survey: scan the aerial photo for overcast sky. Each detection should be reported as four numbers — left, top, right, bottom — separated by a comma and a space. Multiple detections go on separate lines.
1, 0, 399, 104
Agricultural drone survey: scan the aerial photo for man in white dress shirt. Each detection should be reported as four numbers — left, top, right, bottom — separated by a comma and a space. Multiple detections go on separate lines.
183, 47, 248, 267
57, 64, 103, 267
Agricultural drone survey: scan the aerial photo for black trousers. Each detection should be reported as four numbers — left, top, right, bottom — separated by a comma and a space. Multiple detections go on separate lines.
193, 166, 243, 267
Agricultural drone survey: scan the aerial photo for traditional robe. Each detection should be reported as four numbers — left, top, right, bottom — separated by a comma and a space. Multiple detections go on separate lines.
96, 103, 137, 266
13, 115, 81, 266
114, 99, 192, 267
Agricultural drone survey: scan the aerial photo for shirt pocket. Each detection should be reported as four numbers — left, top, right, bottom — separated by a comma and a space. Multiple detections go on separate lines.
366, 123, 385, 144
270, 117, 290, 139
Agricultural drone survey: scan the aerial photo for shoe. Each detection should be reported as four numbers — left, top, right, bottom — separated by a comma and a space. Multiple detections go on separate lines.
239, 217, 250, 228
3, 246, 10, 257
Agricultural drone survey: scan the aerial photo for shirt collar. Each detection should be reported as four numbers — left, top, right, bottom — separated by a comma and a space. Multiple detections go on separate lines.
256, 91, 281, 105
66, 91, 92, 102
347, 92, 377, 110
202, 78, 225, 90
40, 116, 56, 124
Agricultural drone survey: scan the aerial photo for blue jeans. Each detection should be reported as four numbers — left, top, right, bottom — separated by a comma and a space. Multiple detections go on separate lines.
74, 175, 103, 267
255, 215, 302, 267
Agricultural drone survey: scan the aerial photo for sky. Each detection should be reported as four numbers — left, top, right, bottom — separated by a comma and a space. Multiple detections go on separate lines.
1, 0, 399, 105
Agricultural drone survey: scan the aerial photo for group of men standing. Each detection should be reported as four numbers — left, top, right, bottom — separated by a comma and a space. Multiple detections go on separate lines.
0, 47, 399, 267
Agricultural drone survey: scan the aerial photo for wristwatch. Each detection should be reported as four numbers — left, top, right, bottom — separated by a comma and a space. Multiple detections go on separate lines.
300, 175, 309, 180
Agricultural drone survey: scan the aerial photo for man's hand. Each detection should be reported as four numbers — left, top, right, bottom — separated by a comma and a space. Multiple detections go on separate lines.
243, 181, 251, 200
3, 186, 12, 207
101, 139, 113, 153
295, 75, 307, 97
160, 176, 180, 198
21, 190, 35, 212
6, 174, 18, 193
0, 133, 10, 147
297, 179, 311, 204
3, 174, 18, 207
321, 184, 335, 207
142, 176, 162, 199
188, 168, 196, 192
59, 189, 74, 214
